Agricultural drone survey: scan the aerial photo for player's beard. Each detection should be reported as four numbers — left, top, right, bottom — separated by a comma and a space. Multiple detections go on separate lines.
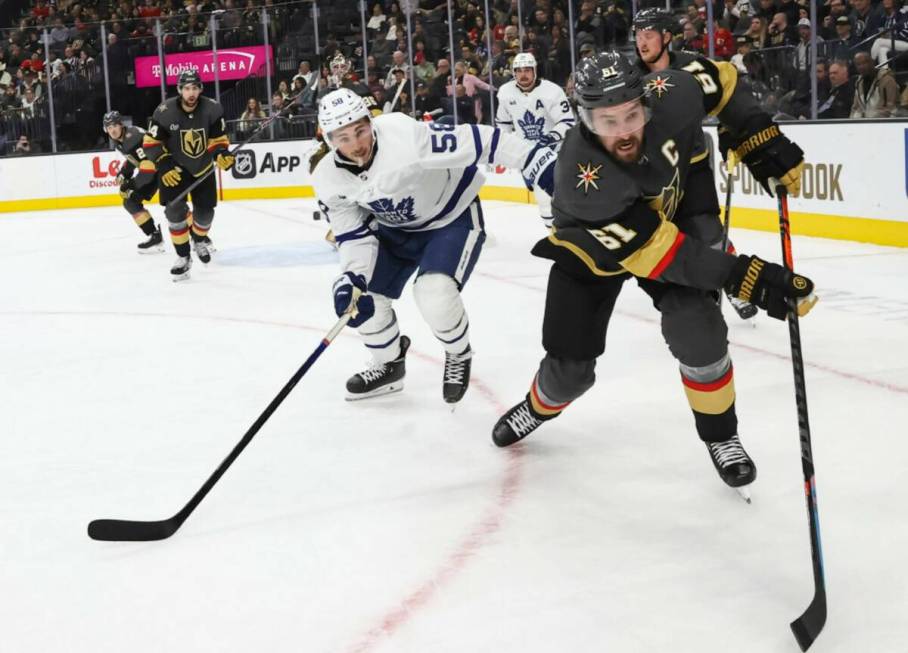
610, 134, 642, 163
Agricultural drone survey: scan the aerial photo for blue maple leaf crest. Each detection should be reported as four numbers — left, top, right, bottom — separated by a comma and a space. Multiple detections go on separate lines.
366, 196, 418, 224
517, 110, 546, 141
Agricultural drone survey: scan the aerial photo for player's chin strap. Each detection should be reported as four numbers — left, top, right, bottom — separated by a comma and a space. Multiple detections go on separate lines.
167, 88, 308, 206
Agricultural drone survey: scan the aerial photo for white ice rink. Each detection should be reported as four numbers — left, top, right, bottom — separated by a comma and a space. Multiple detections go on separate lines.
2, 198, 907, 653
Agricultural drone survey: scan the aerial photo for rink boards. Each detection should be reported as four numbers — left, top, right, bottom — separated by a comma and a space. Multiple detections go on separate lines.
0, 120, 905, 246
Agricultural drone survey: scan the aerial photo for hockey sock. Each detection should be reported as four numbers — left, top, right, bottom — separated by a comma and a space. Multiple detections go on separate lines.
679, 354, 738, 442
191, 222, 210, 242
168, 218, 191, 258
528, 374, 571, 419
133, 211, 155, 234
358, 295, 402, 365
414, 273, 470, 355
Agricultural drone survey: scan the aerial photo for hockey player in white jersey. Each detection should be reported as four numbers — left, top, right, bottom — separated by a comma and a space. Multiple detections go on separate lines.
312, 88, 556, 404
495, 52, 575, 228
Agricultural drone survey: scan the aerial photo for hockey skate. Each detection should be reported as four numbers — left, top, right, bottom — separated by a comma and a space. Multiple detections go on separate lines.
170, 255, 192, 282
443, 346, 472, 405
705, 434, 756, 502
346, 336, 410, 400
193, 237, 213, 264
492, 396, 552, 447
137, 226, 164, 254
726, 292, 758, 321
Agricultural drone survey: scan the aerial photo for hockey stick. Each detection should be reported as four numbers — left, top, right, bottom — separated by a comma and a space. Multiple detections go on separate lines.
720, 149, 735, 253
88, 310, 353, 541
167, 90, 305, 207
776, 187, 827, 651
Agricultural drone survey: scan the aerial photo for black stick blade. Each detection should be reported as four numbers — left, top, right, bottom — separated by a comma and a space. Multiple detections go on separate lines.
790, 590, 827, 651
88, 518, 181, 542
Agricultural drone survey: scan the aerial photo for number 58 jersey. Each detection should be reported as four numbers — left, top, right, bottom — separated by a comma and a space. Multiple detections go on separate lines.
311, 112, 544, 279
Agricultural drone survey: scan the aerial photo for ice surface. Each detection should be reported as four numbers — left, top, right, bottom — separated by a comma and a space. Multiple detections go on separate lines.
1, 199, 906, 653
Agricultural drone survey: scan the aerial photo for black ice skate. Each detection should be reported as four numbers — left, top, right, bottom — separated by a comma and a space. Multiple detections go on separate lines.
193, 237, 212, 264
492, 396, 552, 447
346, 336, 410, 400
443, 346, 472, 404
170, 255, 192, 282
726, 293, 758, 321
706, 434, 756, 498
137, 226, 164, 254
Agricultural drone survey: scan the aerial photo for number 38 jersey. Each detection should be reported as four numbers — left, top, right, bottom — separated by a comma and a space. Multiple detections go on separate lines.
311, 112, 542, 281
495, 78, 575, 144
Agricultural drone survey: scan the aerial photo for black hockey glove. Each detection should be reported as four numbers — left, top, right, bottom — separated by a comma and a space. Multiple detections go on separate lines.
118, 177, 135, 199
724, 255, 817, 320
732, 120, 804, 196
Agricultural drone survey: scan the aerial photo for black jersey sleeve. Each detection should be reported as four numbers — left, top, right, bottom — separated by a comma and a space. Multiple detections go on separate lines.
205, 100, 230, 156
142, 104, 169, 166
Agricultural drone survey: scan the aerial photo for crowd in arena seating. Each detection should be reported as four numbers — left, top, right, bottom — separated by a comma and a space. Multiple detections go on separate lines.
1, 0, 906, 156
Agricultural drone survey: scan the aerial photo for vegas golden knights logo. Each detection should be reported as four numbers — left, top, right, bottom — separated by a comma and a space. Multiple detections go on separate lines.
646, 167, 682, 222
180, 128, 207, 159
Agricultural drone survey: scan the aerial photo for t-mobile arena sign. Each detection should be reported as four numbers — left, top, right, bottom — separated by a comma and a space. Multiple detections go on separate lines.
134, 45, 273, 88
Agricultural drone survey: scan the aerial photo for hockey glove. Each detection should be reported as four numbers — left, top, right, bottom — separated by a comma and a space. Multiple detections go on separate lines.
215, 152, 235, 171
118, 178, 135, 199
724, 255, 817, 320
522, 143, 557, 195
333, 272, 375, 328
158, 158, 183, 188
733, 121, 804, 196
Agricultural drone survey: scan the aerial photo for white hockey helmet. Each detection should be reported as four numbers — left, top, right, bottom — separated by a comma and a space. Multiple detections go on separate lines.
318, 88, 371, 142
511, 52, 537, 73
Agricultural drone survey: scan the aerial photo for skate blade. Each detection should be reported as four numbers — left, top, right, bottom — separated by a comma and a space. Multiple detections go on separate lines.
734, 486, 752, 503
171, 272, 191, 282
345, 382, 404, 401
137, 245, 165, 254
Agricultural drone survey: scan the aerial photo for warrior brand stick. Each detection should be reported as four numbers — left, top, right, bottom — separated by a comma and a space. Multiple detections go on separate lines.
777, 189, 827, 651
88, 312, 352, 541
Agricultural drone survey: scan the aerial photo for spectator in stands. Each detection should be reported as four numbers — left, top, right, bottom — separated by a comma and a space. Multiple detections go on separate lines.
277, 79, 291, 101
413, 80, 441, 120
821, 0, 849, 39
850, 50, 898, 117
430, 58, 450, 99
768, 12, 797, 46
546, 23, 571, 85
828, 15, 859, 60
20, 87, 39, 118
744, 16, 769, 48
14, 134, 33, 154
681, 20, 705, 51
709, 19, 736, 58
777, 0, 800, 27
794, 18, 823, 71
448, 60, 492, 122
851, 0, 885, 49
1, 84, 20, 111
49, 17, 69, 50
575, 1, 603, 47
755, 0, 776, 22
724, 0, 752, 33
383, 50, 409, 89
32, 0, 51, 20
871, 0, 908, 66
293, 60, 316, 91
384, 67, 410, 112
818, 59, 854, 117
731, 35, 753, 72
440, 82, 475, 124
367, 3, 387, 39
413, 42, 435, 81
238, 97, 265, 137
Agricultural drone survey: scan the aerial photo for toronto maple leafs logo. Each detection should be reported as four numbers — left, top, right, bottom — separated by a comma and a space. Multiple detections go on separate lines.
518, 110, 546, 141
367, 196, 418, 224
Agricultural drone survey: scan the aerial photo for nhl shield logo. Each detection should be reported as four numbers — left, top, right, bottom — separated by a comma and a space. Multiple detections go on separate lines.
232, 150, 257, 179
180, 128, 207, 159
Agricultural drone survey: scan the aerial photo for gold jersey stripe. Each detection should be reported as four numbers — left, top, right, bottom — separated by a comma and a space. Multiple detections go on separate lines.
619, 220, 681, 278
711, 61, 739, 116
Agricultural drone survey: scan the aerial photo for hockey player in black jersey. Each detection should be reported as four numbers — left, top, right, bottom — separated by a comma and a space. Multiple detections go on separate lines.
103, 111, 163, 253
492, 53, 815, 494
142, 69, 234, 281
633, 7, 761, 321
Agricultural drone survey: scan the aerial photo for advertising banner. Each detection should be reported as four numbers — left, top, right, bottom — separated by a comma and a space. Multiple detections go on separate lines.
134, 45, 273, 88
